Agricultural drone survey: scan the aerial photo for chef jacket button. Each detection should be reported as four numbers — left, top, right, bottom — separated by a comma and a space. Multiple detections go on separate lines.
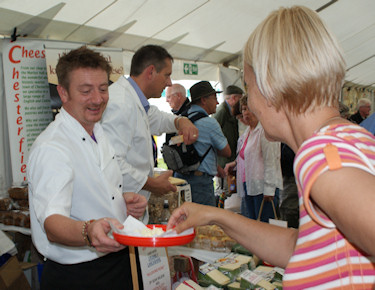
82, 138, 86, 141
119, 184, 122, 188
112, 196, 115, 200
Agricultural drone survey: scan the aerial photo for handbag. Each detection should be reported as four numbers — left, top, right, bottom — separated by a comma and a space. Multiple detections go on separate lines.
257, 198, 278, 221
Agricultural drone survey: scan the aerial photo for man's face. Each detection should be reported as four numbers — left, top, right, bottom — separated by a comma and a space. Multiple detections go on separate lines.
150, 58, 173, 98
206, 94, 219, 115
359, 104, 371, 118
57, 67, 109, 134
229, 94, 242, 107
166, 88, 180, 111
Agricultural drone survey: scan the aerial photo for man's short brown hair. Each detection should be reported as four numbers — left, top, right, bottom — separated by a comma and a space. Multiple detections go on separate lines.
56, 46, 112, 89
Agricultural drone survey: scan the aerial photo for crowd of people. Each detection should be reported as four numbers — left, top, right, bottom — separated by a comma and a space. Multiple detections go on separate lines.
27, 5, 375, 289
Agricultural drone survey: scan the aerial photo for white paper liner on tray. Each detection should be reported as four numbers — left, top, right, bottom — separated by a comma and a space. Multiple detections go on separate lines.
116, 215, 194, 237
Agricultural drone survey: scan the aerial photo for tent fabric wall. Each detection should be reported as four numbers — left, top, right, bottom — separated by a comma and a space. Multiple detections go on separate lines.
122, 50, 221, 82
219, 66, 244, 92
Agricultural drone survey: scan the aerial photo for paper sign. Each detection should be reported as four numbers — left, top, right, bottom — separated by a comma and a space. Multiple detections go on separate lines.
178, 184, 191, 204
138, 247, 171, 290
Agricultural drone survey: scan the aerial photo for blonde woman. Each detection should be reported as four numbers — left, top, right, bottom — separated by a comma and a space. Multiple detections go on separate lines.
168, 6, 375, 288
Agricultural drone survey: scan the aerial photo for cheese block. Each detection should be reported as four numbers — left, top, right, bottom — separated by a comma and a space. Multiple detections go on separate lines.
168, 176, 187, 185
254, 265, 274, 273
239, 269, 275, 289
218, 261, 247, 280
206, 269, 230, 286
273, 280, 283, 289
257, 279, 276, 290
227, 281, 245, 290
239, 269, 263, 289
198, 263, 230, 287
272, 267, 285, 282
233, 254, 252, 265
176, 279, 203, 290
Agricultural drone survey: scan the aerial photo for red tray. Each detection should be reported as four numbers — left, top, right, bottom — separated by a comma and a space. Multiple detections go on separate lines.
113, 224, 195, 247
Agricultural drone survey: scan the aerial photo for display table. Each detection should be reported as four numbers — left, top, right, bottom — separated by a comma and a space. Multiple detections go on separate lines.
0, 223, 31, 235
168, 246, 228, 264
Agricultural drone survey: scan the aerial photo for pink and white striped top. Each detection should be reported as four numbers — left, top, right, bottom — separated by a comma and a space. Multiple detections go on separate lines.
283, 123, 375, 289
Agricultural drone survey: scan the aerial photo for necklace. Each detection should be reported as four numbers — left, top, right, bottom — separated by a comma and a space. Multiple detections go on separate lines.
315, 116, 342, 133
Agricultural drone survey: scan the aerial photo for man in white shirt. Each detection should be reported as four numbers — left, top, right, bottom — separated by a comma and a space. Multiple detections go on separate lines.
27, 46, 147, 289
101, 45, 198, 221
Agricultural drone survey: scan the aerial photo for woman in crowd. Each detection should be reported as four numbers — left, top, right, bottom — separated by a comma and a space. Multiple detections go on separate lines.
224, 95, 282, 221
168, 6, 375, 288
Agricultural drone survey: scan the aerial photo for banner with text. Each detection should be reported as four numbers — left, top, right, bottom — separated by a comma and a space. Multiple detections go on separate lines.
44, 45, 124, 111
2, 39, 52, 185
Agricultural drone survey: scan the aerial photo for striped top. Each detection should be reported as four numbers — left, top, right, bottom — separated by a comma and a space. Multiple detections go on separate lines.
283, 123, 375, 289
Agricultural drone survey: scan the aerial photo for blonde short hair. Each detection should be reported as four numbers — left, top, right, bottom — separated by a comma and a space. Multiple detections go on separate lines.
244, 6, 346, 114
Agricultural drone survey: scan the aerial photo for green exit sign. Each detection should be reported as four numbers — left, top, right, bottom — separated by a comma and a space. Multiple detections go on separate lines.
183, 63, 198, 75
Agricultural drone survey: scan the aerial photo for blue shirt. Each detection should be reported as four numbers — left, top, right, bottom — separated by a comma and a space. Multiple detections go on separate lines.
128, 77, 149, 113
188, 105, 228, 176
360, 112, 375, 135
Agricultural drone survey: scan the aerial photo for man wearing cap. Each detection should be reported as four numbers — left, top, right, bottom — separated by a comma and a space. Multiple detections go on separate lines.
174, 81, 231, 206
213, 85, 244, 195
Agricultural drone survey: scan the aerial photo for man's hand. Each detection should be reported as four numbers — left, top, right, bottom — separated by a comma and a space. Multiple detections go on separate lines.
176, 117, 199, 145
44, 214, 125, 253
123, 192, 147, 218
216, 165, 226, 178
89, 218, 126, 253
224, 161, 236, 176
143, 170, 177, 195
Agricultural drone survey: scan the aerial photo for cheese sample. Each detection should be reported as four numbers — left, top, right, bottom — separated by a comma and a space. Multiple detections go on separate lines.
140, 227, 164, 237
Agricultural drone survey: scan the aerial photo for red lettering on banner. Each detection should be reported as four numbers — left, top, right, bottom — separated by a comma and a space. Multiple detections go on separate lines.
21, 46, 45, 59
49, 65, 56, 75
19, 137, 24, 153
9, 45, 21, 63
9, 47, 29, 182
8, 45, 45, 64
12, 67, 19, 79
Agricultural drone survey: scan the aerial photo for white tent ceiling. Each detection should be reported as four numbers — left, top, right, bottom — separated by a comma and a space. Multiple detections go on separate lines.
0, 0, 374, 87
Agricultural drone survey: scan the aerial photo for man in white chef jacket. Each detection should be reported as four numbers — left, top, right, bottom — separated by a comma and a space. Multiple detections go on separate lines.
101, 45, 198, 223
27, 46, 148, 289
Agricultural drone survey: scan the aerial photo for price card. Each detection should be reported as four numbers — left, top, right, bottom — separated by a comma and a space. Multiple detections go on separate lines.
138, 247, 171, 290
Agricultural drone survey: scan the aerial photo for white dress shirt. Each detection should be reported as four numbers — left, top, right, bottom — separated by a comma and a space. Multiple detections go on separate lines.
101, 76, 176, 201
27, 108, 126, 264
